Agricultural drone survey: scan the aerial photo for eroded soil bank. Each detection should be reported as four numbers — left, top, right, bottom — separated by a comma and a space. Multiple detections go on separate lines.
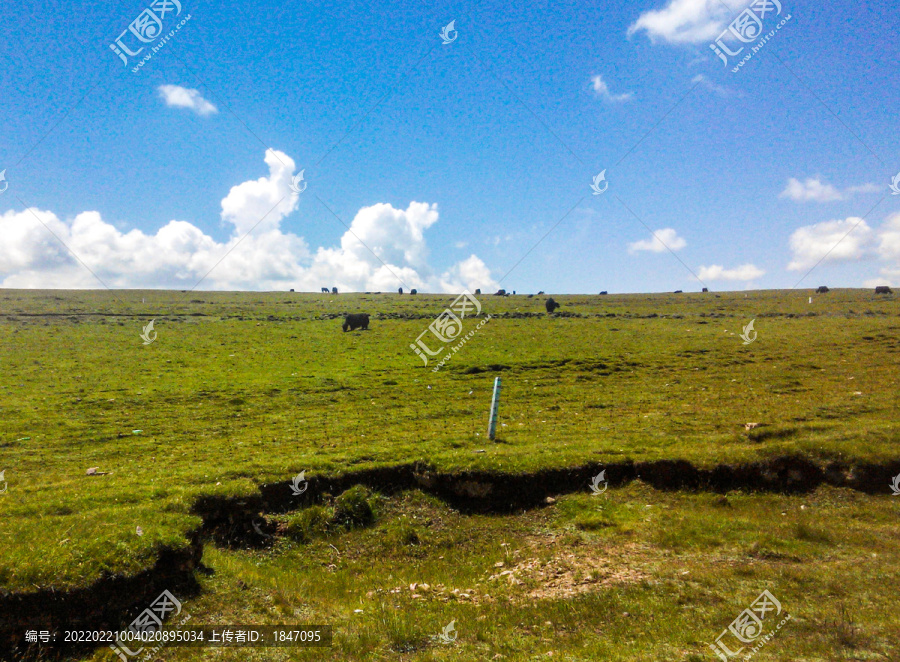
3, 455, 898, 660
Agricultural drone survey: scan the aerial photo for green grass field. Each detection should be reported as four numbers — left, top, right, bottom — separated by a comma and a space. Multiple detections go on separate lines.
0, 288, 898, 660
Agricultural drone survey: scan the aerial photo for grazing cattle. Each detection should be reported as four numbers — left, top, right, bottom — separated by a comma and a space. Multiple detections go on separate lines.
398, 287, 403, 294
599, 291, 607, 295
474, 288, 481, 295
495, 289, 506, 296
289, 289, 294, 292
702, 288, 709, 293
674, 290, 683, 294
332, 287, 338, 294
545, 297, 560, 313
537, 291, 545, 295
816, 286, 829, 293
342, 313, 370, 332
410, 289, 418, 295
875, 286, 893, 294
321, 287, 329, 293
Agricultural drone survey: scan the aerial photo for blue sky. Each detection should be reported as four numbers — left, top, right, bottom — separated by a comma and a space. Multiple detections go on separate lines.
1, 0, 898, 292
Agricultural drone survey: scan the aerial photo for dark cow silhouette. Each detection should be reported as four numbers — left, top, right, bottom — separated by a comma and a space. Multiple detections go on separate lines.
289, 289, 294, 292
875, 286, 893, 294
410, 289, 418, 295
702, 287, 709, 293
321, 287, 329, 293
537, 291, 545, 295
332, 287, 338, 294
474, 288, 481, 295
545, 297, 560, 313
495, 289, 507, 296
599, 291, 608, 295
816, 286, 829, 293
342, 313, 369, 332
398, 287, 403, 294
674, 290, 683, 294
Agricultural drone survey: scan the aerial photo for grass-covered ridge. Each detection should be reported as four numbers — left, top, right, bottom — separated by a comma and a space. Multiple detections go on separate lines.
0, 288, 897, 593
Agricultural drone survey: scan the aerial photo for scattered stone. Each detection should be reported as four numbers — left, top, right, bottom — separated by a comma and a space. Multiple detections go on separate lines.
86, 467, 109, 476
136, 526, 144, 536
744, 422, 761, 431
544, 496, 556, 505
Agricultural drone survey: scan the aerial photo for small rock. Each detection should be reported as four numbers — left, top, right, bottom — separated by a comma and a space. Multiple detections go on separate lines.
409, 583, 417, 591
353, 609, 363, 614
744, 422, 761, 431
136, 526, 144, 536
622, 612, 630, 617
544, 496, 556, 505
475, 449, 486, 453
494, 561, 505, 568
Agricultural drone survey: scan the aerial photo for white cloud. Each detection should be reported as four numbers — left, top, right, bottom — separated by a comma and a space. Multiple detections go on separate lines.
590, 75, 633, 103
0, 151, 498, 293
787, 213, 900, 285
628, 228, 686, 253
787, 217, 874, 271
779, 177, 879, 203
628, 0, 730, 45
157, 84, 218, 116
691, 74, 737, 97
696, 263, 765, 281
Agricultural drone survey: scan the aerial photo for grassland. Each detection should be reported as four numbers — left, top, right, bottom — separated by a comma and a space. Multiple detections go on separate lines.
0, 288, 898, 660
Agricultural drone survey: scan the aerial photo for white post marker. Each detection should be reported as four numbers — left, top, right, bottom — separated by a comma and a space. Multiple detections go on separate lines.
488, 377, 502, 440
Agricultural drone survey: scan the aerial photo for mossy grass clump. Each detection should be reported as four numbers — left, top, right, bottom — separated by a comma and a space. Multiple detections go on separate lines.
283, 505, 332, 543
332, 485, 375, 529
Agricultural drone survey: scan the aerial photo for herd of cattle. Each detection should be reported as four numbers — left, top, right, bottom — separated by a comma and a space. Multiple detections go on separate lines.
333, 285, 894, 332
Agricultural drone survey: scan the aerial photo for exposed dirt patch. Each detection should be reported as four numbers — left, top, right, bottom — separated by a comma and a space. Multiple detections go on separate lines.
485, 539, 648, 602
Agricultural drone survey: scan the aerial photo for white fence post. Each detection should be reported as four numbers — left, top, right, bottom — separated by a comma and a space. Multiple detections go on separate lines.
488, 377, 502, 440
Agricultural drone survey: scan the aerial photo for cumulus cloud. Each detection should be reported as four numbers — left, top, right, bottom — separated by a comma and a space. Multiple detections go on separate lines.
628, 228, 686, 253
157, 84, 218, 116
788, 213, 900, 284
787, 217, 874, 271
779, 177, 879, 203
0, 150, 498, 293
696, 264, 765, 281
590, 75, 633, 103
628, 0, 730, 45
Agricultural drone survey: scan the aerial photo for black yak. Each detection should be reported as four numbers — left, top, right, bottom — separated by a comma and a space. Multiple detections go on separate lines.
545, 297, 560, 313
321, 287, 329, 293
410, 289, 418, 295
875, 286, 892, 294
332, 287, 338, 294
342, 313, 369, 332
398, 287, 403, 294
816, 286, 829, 293
474, 288, 481, 295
